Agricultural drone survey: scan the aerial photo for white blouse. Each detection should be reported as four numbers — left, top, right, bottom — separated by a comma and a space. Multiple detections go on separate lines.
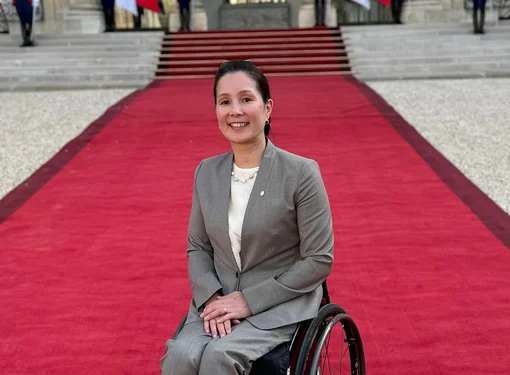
228, 163, 259, 270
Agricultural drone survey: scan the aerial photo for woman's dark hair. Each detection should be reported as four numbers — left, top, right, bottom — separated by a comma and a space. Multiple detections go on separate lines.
213, 60, 272, 137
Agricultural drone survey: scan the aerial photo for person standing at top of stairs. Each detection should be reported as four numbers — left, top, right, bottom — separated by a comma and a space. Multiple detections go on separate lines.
13, 0, 34, 47
101, 0, 116, 31
391, 0, 404, 24
472, 0, 486, 34
314, 0, 326, 26
178, 0, 191, 31
133, 5, 145, 29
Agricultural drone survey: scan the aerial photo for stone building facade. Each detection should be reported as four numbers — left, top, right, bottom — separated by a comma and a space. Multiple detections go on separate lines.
4, 0, 505, 35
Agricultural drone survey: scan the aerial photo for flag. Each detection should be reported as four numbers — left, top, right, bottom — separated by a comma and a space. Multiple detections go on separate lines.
351, 0, 371, 9
137, 0, 160, 13
116, 0, 138, 15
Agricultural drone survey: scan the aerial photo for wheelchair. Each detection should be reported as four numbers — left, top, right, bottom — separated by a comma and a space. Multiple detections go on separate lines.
172, 281, 366, 375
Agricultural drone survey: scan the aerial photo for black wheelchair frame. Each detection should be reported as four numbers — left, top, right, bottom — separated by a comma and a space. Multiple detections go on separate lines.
172, 281, 366, 375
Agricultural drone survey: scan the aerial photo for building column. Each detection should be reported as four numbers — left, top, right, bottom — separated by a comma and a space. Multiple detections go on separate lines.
288, 0, 305, 27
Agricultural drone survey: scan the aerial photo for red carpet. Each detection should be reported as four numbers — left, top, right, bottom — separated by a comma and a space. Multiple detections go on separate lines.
1, 75, 510, 374
157, 28, 350, 79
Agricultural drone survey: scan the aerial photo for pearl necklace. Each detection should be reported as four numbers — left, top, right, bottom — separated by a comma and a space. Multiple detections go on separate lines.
231, 165, 259, 183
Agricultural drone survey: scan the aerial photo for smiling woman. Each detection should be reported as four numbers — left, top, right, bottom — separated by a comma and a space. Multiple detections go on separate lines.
160, 60, 334, 375
214, 65, 273, 159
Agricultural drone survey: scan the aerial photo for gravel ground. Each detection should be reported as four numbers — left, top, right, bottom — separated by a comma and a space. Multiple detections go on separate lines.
0, 80, 508, 215
0, 89, 136, 200
368, 78, 510, 214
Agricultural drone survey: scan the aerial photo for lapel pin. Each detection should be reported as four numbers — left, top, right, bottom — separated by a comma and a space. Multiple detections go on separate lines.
260, 191, 265, 197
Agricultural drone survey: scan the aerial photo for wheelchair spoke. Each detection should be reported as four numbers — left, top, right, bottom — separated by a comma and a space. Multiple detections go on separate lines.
295, 304, 365, 375
320, 328, 332, 374
311, 313, 363, 375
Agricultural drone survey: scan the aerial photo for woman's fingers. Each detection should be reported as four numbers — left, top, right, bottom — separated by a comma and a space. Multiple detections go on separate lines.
204, 319, 239, 337
201, 308, 225, 321
204, 319, 210, 334
215, 312, 234, 324
201, 302, 227, 320
217, 320, 227, 337
209, 318, 218, 338
224, 319, 232, 334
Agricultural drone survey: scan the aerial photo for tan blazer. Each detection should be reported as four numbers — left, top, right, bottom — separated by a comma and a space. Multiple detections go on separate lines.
185, 140, 334, 330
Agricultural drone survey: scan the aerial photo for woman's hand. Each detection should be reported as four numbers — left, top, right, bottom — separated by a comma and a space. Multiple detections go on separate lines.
200, 291, 253, 325
204, 318, 241, 338
202, 292, 241, 337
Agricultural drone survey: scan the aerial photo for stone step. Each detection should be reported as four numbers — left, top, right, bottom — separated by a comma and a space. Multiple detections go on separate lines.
0, 79, 152, 91
355, 69, 510, 81
353, 60, 510, 72
353, 62, 510, 76
2, 71, 155, 83
3, 38, 164, 47
5, 32, 163, 40
350, 53, 510, 65
0, 45, 161, 53
342, 22, 510, 32
345, 30, 510, 43
0, 51, 161, 59
1, 64, 156, 73
347, 32, 510, 45
348, 41, 510, 52
1, 58, 158, 67
342, 23, 510, 37
19, 31, 165, 40
349, 47, 510, 58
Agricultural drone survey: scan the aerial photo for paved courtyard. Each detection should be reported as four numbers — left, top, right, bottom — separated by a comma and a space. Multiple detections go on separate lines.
1, 78, 509, 214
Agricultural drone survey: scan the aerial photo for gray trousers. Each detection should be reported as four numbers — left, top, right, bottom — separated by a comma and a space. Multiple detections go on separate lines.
160, 320, 297, 375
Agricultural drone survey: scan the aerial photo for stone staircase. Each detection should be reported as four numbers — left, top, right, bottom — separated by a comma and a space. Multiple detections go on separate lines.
0, 32, 163, 91
343, 22, 510, 80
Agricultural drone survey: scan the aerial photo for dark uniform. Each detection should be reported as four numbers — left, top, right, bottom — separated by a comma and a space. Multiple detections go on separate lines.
473, 0, 487, 34
101, 0, 115, 31
314, 0, 326, 27
14, 0, 34, 47
391, 0, 404, 24
178, 0, 191, 31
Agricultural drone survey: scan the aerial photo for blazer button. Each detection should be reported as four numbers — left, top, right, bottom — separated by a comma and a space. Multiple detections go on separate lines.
259, 191, 265, 197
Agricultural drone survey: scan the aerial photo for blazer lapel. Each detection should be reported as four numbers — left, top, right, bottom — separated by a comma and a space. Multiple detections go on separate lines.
239, 140, 277, 270
217, 151, 240, 271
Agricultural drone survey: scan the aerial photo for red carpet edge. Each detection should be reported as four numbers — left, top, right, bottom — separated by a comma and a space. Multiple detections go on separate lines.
344, 75, 510, 249
0, 81, 160, 225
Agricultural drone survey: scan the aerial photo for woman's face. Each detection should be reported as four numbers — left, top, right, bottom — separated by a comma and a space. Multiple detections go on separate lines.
215, 72, 273, 146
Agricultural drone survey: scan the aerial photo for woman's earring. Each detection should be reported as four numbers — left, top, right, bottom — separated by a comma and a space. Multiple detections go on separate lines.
265, 120, 269, 126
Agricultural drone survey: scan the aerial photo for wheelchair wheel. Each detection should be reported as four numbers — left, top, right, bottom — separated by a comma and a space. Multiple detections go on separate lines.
294, 304, 365, 375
